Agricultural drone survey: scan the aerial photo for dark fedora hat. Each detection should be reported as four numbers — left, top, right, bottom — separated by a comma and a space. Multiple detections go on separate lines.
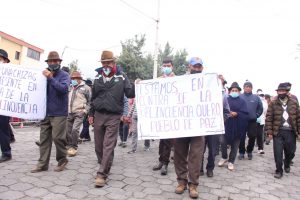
276, 83, 289, 91
45, 51, 62, 62
0, 49, 10, 63
229, 82, 241, 91
100, 50, 116, 62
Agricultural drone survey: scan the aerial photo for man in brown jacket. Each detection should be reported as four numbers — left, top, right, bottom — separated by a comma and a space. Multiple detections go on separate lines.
265, 83, 300, 179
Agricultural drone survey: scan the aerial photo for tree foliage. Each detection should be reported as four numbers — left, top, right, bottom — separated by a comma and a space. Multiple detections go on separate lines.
68, 60, 79, 74
117, 35, 189, 80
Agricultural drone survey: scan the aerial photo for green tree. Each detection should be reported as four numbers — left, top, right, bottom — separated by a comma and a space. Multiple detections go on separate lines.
158, 43, 188, 76
117, 34, 153, 81
68, 60, 79, 74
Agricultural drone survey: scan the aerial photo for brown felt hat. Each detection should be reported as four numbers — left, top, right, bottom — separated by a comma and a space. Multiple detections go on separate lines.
100, 50, 116, 62
45, 51, 62, 62
70, 71, 82, 79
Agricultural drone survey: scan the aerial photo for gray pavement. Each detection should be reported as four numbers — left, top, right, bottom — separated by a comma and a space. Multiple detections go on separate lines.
1, 126, 300, 200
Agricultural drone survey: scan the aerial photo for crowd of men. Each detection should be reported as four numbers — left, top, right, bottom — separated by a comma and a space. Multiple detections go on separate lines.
0, 48, 299, 199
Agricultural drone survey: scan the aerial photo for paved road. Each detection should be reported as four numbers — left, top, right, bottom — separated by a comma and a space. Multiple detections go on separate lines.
1, 126, 300, 200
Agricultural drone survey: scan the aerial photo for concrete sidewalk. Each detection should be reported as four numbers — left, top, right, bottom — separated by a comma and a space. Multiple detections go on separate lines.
1, 127, 300, 200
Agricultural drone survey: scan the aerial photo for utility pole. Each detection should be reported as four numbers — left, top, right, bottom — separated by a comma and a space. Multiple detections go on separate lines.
61, 46, 68, 59
153, 0, 160, 79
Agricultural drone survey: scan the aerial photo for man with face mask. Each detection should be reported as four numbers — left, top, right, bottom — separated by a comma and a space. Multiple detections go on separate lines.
152, 58, 175, 176
66, 71, 91, 157
31, 51, 70, 173
89, 50, 135, 187
0, 49, 13, 163
265, 83, 300, 179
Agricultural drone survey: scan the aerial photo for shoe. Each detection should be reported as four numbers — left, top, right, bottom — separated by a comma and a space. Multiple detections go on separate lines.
95, 176, 106, 187
122, 142, 127, 148
290, 160, 294, 166
258, 150, 265, 154
265, 141, 270, 145
238, 154, 244, 160
161, 165, 168, 175
189, 184, 199, 199
54, 159, 68, 172
35, 141, 41, 146
153, 162, 163, 171
67, 148, 77, 157
274, 171, 283, 179
83, 138, 91, 142
175, 183, 186, 194
228, 162, 234, 171
199, 170, 204, 176
31, 166, 48, 173
77, 138, 83, 144
284, 166, 290, 173
118, 142, 124, 146
127, 150, 136, 154
218, 158, 228, 167
0, 155, 12, 163
206, 170, 213, 177
247, 153, 253, 160
144, 147, 150, 151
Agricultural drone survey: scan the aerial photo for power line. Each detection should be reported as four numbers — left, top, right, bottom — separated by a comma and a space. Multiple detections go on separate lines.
119, 0, 157, 22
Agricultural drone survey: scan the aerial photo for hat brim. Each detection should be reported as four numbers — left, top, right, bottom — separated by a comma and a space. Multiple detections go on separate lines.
229, 86, 241, 91
100, 58, 116, 62
0, 53, 10, 63
45, 58, 63, 62
71, 76, 82, 79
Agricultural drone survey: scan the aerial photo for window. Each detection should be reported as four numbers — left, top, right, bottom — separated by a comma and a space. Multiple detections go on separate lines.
15, 51, 20, 60
27, 48, 40, 61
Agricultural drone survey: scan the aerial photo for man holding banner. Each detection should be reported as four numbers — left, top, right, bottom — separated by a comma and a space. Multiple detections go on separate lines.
31, 51, 70, 173
152, 57, 176, 176
0, 49, 12, 163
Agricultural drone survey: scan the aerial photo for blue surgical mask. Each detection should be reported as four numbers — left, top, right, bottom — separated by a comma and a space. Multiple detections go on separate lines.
162, 67, 172, 75
71, 80, 78, 86
103, 67, 111, 76
230, 92, 239, 98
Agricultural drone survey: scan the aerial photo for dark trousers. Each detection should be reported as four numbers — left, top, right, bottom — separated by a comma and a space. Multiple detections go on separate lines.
256, 124, 264, 150
273, 130, 296, 173
80, 116, 90, 139
0, 115, 11, 156
37, 116, 68, 169
174, 136, 205, 186
239, 121, 257, 154
220, 135, 240, 163
119, 121, 129, 142
94, 112, 121, 179
158, 139, 172, 165
201, 135, 220, 171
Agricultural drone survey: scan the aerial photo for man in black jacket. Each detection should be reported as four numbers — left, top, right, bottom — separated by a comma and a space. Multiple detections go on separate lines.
89, 50, 135, 187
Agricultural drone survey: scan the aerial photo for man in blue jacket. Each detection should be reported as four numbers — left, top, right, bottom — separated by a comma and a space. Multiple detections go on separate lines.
238, 81, 263, 160
31, 51, 70, 173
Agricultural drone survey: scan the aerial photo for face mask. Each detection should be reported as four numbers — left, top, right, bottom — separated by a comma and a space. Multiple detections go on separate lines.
48, 64, 61, 72
162, 67, 172, 75
0, 60, 4, 64
230, 92, 239, 98
191, 70, 202, 74
278, 94, 287, 99
102, 67, 112, 76
71, 80, 78, 86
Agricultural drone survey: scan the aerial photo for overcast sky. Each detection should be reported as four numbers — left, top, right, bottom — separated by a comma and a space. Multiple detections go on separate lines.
1, 0, 300, 97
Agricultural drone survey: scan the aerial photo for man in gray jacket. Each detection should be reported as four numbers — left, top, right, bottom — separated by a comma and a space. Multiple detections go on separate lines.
67, 71, 91, 157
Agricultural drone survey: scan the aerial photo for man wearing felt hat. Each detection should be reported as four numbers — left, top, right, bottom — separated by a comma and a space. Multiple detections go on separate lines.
31, 51, 70, 173
265, 83, 300, 179
66, 71, 91, 157
89, 50, 135, 187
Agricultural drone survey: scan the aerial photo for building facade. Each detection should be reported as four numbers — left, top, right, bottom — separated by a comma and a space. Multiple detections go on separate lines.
0, 31, 44, 67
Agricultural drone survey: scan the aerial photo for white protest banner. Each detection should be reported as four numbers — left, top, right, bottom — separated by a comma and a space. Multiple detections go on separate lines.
136, 73, 225, 140
0, 63, 46, 119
